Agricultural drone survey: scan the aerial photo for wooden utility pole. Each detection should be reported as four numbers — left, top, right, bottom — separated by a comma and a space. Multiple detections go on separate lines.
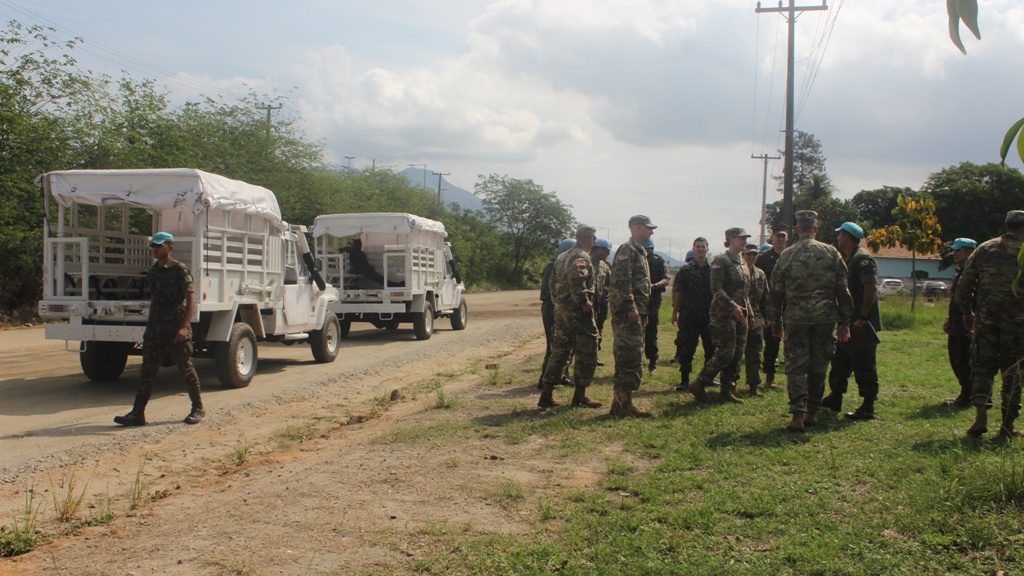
755, 0, 828, 231
751, 153, 781, 245
432, 171, 450, 202
256, 103, 283, 136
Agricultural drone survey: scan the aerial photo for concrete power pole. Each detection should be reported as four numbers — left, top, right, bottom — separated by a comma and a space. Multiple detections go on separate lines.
751, 153, 781, 245
755, 0, 828, 231
432, 171, 450, 203
256, 103, 283, 136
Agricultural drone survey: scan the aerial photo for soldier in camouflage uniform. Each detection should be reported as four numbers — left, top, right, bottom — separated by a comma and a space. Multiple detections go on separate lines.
822, 222, 882, 420
114, 232, 205, 426
538, 225, 602, 409
591, 238, 613, 366
689, 228, 752, 404
609, 215, 656, 417
768, 211, 853, 432
957, 210, 1024, 438
537, 238, 576, 389
942, 238, 976, 407
742, 243, 769, 397
755, 225, 788, 388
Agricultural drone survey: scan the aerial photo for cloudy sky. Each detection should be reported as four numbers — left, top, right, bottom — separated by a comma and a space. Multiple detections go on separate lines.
8, 0, 1024, 260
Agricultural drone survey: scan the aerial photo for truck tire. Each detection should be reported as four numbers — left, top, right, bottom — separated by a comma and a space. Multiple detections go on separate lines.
80, 341, 130, 382
216, 322, 258, 388
413, 301, 434, 341
339, 319, 351, 338
310, 312, 341, 363
450, 300, 468, 331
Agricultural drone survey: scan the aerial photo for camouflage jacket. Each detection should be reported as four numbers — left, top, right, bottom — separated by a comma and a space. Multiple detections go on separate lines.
609, 238, 651, 315
844, 246, 881, 330
747, 264, 769, 328
593, 258, 610, 306
709, 251, 751, 319
672, 260, 713, 320
768, 237, 853, 327
551, 246, 595, 313
146, 257, 195, 338
955, 233, 1024, 324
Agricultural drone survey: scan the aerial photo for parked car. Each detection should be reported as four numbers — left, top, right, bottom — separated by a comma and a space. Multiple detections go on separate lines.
923, 280, 950, 298
877, 278, 905, 298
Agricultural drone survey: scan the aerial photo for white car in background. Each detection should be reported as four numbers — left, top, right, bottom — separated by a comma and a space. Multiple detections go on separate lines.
877, 278, 905, 298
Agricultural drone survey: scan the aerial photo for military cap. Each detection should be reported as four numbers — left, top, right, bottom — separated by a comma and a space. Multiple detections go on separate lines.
771, 223, 789, 234
628, 215, 657, 229
795, 210, 818, 224
643, 240, 654, 249
593, 238, 613, 251
725, 227, 751, 239
835, 221, 864, 240
150, 231, 175, 246
744, 243, 760, 254
575, 223, 597, 238
1007, 210, 1024, 225
951, 238, 977, 250
558, 238, 576, 253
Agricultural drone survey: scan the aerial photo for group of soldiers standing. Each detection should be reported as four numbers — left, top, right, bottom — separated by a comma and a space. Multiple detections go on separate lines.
537, 208, 1024, 437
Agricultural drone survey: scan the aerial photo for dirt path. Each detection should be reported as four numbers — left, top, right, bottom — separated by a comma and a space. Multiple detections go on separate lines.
0, 290, 567, 575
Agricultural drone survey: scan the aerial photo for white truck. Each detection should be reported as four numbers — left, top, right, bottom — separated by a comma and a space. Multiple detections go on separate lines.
310, 212, 467, 340
36, 168, 342, 388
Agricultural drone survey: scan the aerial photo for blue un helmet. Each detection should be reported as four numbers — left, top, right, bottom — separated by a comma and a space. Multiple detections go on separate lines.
643, 240, 654, 250
594, 238, 613, 251
558, 238, 576, 253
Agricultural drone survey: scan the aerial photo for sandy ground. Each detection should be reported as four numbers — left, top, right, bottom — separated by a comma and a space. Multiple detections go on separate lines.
0, 290, 599, 575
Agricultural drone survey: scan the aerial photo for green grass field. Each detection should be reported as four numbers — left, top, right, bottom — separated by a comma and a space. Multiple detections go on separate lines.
412, 294, 1024, 575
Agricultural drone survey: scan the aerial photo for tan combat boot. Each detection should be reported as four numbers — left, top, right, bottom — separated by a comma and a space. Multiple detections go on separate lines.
721, 382, 744, 404
571, 385, 603, 409
537, 384, 562, 409
786, 411, 806, 432
803, 410, 818, 427
966, 406, 988, 436
688, 379, 708, 402
609, 389, 651, 418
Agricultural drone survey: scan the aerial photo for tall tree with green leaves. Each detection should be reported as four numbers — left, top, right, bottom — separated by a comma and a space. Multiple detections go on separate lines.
475, 174, 574, 285
866, 194, 942, 311
921, 162, 1024, 244
776, 130, 827, 196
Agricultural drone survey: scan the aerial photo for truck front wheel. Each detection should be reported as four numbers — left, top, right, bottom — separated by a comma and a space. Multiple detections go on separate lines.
450, 300, 468, 331
310, 312, 341, 363
80, 341, 130, 382
216, 323, 258, 388
413, 301, 434, 341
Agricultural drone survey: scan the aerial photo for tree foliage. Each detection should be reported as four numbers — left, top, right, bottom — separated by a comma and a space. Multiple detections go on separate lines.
921, 162, 1024, 244
776, 130, 827, 196
866, 194, 942, 310
475, 174, 575, 285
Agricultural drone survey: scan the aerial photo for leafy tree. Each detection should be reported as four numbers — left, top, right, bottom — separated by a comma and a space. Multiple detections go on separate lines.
475, 174, 575, 285
797, 171, 835, 203
849, 186, 910, 231
921, 162, 1024, 244
866, 194, 942, 311
776, 130, 827, 196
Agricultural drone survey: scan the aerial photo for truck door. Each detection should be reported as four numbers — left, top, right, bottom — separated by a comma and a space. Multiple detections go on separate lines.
282, 238, 314, 327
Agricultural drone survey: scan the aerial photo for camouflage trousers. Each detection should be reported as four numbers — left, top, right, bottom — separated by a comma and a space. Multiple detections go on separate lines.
744, 324, 764, 388
612, 311, 646, 392
784, 323, 836, 414
138, 332, 202, 405
697, 316, 747, 386
970, 320, 1024, 420
541, 308, 598, 389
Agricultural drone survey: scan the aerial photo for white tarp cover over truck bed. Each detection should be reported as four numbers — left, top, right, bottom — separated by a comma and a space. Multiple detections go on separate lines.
310, 212, 447, 238
37, 168, 283, 228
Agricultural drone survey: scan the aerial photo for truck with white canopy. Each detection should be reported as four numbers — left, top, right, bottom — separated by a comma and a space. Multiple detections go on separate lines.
310, 212, 467, 340
37, 168, 341, 388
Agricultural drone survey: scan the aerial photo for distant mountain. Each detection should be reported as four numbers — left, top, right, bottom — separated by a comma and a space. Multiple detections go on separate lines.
400, 168, 483, 213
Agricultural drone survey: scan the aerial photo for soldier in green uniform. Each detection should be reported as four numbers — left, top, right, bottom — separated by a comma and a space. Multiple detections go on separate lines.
537, 238, 575, 389
742, 243, 769, 397
821, 222, 882, 420
957, 210, 1024, 438
114, 232, 205, 426
755, 225, 788, 388
688, 228, 752, 404
538, 225, 602, 409
768, 211, 853, 432
609, 215, 655, 417
590, 238, 613, 366
943, 238, 977, 407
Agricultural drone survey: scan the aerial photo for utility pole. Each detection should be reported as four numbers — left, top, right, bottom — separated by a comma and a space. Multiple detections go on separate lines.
344, 156, 355, 168
255, 103, 283, 136
755, 0, 828, 231
432, 171, 450, 203
751, 153, 781, 245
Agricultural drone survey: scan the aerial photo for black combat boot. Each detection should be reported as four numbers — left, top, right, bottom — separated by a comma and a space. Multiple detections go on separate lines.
820, 393, 843, 412
183, 389, 205, 424
114, 395, 148, 427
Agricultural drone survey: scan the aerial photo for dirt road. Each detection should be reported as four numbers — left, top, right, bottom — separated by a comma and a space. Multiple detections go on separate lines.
1, 290, 556, 576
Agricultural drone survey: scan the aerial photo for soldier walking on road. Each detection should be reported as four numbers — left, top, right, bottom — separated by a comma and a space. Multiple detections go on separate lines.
671, 237, 716, 391
688, 228, 752, 404
821, 222, 882, 421
538, 225, 602, 409
644, 241, 670, 374
609, 215, 656, 417
537, 238, 575, 389
591, 238, 613, 367
768, 211, 853, 432
755, 225, 788, 388
957, 211, 1024, 438
943, 238, 977, 408
743, 243, 769, 397
114, 232, 205, 426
